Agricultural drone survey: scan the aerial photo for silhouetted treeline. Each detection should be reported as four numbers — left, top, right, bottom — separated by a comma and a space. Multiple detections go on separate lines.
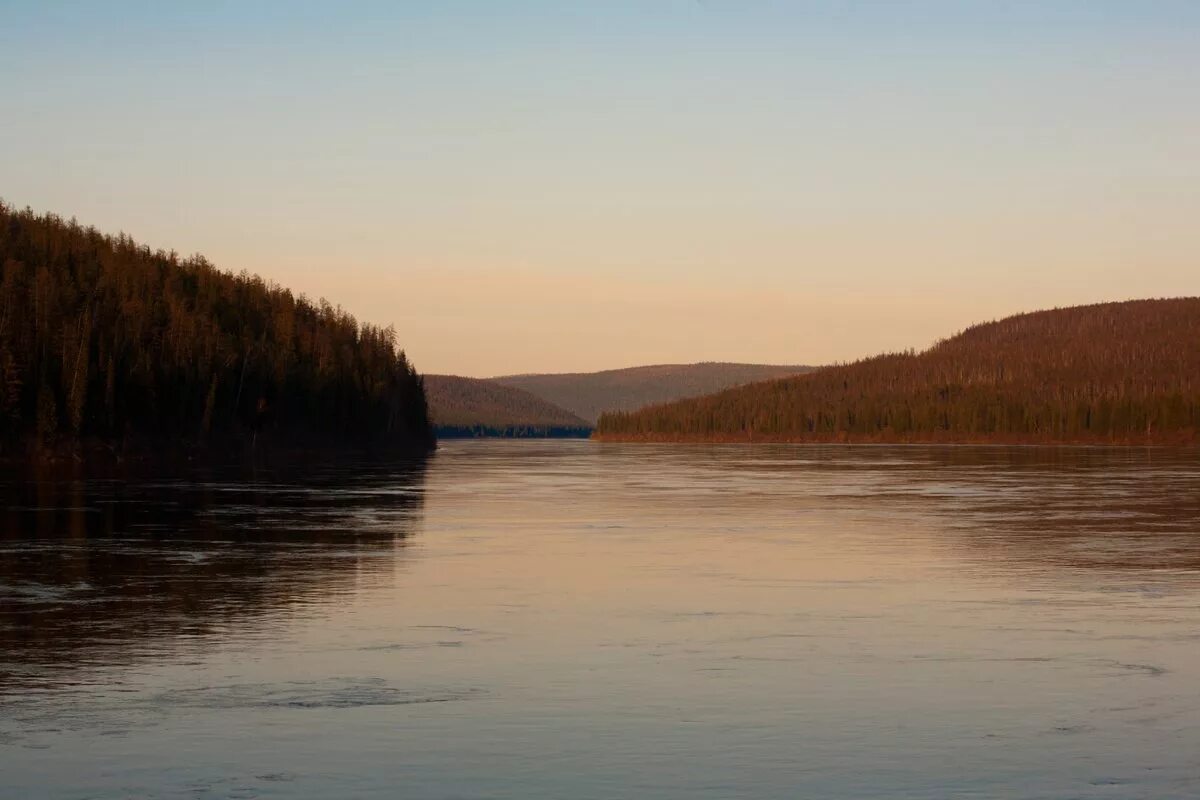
596, 299, 1200, 444
0, 204, 434, 456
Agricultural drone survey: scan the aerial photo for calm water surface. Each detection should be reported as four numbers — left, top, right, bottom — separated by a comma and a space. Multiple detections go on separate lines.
2, 442, 1199, 798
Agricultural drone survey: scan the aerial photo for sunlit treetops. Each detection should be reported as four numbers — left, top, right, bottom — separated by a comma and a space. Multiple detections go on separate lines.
595, 298, 1200, 444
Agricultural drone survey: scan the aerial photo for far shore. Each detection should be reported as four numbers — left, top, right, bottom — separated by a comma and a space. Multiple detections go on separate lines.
591, 431, 1198, 446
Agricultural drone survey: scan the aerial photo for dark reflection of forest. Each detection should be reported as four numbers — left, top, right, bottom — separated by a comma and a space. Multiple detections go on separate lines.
0, 458, 428, 688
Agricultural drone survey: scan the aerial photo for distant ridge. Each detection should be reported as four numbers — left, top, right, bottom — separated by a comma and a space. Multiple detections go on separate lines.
594, 299, 1200, 444
424, 374, 591, 438
493, 362, 813, 424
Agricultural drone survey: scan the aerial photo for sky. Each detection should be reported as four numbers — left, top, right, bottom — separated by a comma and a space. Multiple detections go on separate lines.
1, 1, 1197, 377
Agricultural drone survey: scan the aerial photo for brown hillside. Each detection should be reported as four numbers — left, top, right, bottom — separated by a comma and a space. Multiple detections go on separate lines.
424, 374, 589, 432
595, 299, 1200, 444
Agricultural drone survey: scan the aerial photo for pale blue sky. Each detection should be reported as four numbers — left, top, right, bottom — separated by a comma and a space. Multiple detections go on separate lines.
2, 1, 1197, 375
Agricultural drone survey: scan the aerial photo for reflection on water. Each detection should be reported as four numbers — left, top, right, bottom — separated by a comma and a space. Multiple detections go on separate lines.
0, 460, 427, 687
666, 445, 1200, 573
1, 443, 1199, 799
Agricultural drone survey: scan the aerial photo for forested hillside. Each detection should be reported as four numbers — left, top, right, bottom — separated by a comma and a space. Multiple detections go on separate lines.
595, 300, 1200, 444
494, 362, 813, 424
0, 204, 434, 456
425, 375, 591, 438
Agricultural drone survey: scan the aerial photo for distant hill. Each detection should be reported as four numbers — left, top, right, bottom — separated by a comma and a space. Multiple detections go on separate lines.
0, 204, 434, 457
424, 375, 591, 438
493, 362, 813, 424
595, 299, 1200, 444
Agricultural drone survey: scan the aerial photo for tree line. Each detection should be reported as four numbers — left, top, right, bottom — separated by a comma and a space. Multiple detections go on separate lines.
595, 299, 1200, 444
0, 203, 434, 456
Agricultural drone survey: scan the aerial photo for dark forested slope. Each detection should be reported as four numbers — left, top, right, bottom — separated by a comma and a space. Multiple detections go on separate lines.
424, 375, 591, 437
0, 204, 434, 456
595, 299, 1200, 444
494, 362, 813, 424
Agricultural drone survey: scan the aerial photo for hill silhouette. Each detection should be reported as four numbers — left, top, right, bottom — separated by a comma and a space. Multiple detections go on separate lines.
595, 299, 1200, 444
424, 375, 591, 438
494, 362, 813, 424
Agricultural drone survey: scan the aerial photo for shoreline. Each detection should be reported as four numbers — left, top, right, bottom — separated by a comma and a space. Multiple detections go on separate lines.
0, 435, 437, 467
591, 431, 1198, 446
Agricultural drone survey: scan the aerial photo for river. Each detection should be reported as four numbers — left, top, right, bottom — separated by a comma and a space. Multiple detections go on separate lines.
2, 441, 1198, 798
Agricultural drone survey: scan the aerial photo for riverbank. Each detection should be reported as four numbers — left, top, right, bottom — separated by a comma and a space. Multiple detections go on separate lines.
592, 430, 1199, 445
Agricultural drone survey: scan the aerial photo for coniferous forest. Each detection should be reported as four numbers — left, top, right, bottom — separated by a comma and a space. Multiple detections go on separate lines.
0, 204, 434, 457
595, 299, 1200, 444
